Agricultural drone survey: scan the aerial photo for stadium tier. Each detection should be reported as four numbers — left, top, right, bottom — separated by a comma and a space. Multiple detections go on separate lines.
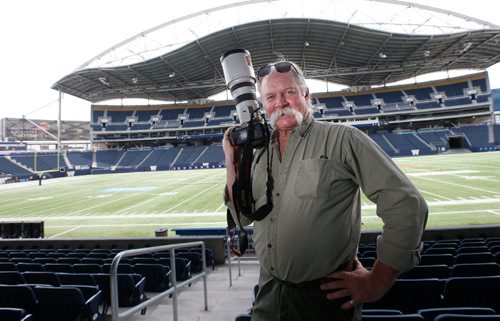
1, 123, 498, 180
88, 74, 491, 136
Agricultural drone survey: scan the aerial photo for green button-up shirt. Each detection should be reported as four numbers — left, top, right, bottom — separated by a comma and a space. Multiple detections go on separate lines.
226, 115, 428, 283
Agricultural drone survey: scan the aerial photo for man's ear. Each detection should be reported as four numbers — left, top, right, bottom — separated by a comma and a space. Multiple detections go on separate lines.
304, 89, 310, 100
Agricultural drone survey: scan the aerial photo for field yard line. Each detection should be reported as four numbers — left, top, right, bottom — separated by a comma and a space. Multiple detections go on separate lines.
215, 203, 226, 212
419, 189, 453, 201
162, 182, 222, 213
362, 208, 500, 217
407, 170, 478, 176
0, 193, 94, 215
412, 176, 499, 194
0, 211, 226, 221
65, 191, 149, 216
49, 226, 81, 238
361, 197, 500, 210
51, 221, 228, 228
18, 195, 102, 216
488, 210, 500, 216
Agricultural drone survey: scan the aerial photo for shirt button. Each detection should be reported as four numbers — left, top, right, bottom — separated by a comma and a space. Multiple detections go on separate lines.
270, 267, 274, 271
267, 243, 272, 248
276, 192, 280, 197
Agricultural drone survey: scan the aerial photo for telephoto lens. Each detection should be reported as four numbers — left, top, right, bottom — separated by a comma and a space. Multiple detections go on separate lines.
220, 49, 270, 148
220, 48, 260, 124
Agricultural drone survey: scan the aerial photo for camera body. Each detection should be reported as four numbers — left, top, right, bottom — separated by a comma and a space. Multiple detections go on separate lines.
229, 120, 268, 149
220, 49, 269, 149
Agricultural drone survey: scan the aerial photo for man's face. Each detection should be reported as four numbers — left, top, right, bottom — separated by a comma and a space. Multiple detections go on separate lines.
260, 71, 310, 131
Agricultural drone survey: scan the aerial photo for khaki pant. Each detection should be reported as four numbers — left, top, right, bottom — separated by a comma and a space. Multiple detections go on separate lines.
251, 271, 362, 321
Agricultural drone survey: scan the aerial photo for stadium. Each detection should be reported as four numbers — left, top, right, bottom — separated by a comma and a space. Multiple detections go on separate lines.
1, 0, 500, 320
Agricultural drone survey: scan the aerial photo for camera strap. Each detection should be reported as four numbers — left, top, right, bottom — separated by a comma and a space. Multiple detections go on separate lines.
234, 117, 273, 221
229, 115, 273, 256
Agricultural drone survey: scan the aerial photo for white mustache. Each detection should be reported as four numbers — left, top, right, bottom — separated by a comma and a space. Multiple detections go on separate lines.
269, 107, 304, 128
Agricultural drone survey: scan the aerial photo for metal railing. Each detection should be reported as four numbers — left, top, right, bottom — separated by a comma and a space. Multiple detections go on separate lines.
226, 236, 241, 287
109, 241, 208, 321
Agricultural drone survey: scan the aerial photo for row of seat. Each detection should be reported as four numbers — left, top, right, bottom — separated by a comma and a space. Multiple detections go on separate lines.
236, 303, 500, 321
399, 263, 500, 279
0, 247, 215, 271
239, 276, 500, 319
359, 247, 500, 258
0, 258, 191, 281
361, 309, 500, 321
0, 247, 213, 260
0, 284, 104, 321
357, 237, 500, 254
0, 264, 175, 292
359, 252, 500, 268
0, 272, 148, 315
362, 276, 500, 313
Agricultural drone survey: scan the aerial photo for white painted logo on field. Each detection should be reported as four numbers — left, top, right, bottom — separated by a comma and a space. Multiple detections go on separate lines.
460, 176, 493, 180
88, 194, 114, 199
27, 196, 54, 201
158, 192, 178, 196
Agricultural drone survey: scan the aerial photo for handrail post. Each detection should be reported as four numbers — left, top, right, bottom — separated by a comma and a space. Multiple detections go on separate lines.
226, 232, 233, 287
110, 251, 122, 321
202, 242, 208, 311
170, 248, 178, 321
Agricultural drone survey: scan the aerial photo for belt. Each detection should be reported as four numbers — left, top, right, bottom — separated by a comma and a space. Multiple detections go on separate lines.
274, 259, 354, 289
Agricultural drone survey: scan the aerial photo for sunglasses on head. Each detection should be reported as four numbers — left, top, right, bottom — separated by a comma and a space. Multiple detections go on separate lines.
257, 61, 302, 80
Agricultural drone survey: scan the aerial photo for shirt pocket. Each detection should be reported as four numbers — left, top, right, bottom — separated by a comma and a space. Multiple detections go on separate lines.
294, 159, 332, 200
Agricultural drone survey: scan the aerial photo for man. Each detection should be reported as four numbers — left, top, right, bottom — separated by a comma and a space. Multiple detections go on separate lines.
223, 61, 428, 321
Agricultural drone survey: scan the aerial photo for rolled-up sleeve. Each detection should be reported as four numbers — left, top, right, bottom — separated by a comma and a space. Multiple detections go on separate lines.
345, 128, 428, 272
223, 185, 254, 226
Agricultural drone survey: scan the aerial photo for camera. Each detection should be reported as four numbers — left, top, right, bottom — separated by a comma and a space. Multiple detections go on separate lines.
220, 49, 270, 149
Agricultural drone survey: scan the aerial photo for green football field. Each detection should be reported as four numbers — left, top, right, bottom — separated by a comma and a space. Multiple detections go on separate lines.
1, 151, 499, 239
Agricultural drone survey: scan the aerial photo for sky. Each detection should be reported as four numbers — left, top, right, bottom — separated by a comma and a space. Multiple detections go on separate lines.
0, 0, 499, 122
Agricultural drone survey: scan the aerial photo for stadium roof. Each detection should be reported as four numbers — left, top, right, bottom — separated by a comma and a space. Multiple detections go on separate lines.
52, 0, 500, 103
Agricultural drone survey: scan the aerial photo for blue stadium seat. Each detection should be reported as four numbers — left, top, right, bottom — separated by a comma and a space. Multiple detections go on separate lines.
43, 263, 74, 273
450, 263, 500, 277
17, 263, 45, 272
454, 253, 494, 264
57, 273, 98, 287
0, 271, 25, 285
443, 276, 500, 312
420, 254, 455, 266
0, 263, 17, 272
0, 285, 37, 316
362, 315, 425, 321
363, 309, 403, 315
0, 307, 32, 321
34, 285, 104, 321
418, 307, 496, 321
22, 271, 61, 286
93, 273, 147, 314
401, 265, 450, 280
363, 279, 443, 313
133, 264, 171, 292
434, 315, 500, 321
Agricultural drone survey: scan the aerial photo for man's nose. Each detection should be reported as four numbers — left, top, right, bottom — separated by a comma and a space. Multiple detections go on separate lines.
275, 93, 288, 107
